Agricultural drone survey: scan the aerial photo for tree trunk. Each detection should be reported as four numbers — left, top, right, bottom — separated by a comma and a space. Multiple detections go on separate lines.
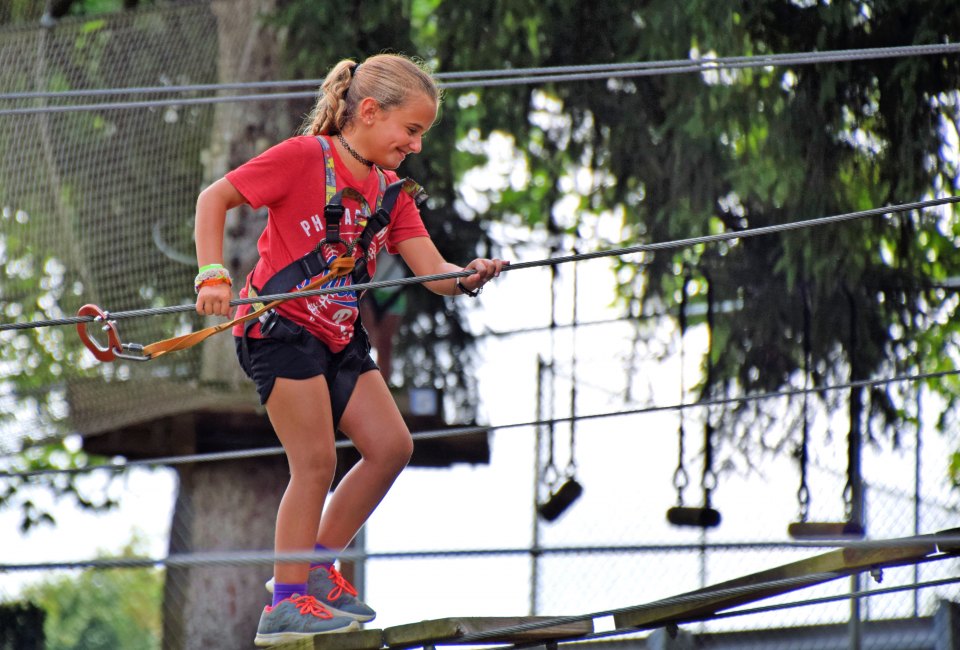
198, 0, 293, 387
163, 455, 288, 650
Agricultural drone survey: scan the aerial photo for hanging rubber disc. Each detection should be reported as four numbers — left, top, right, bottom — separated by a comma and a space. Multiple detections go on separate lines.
666, 506, 721, 528
787, 521, 865, 539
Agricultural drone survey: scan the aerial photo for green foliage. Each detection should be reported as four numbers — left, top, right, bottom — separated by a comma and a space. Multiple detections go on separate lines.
18, 535, 162, 650
417, 0, 960, 461
3, 0, 960, 493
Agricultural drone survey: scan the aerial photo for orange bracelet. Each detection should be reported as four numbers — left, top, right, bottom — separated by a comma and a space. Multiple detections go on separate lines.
196, 277, 232, 292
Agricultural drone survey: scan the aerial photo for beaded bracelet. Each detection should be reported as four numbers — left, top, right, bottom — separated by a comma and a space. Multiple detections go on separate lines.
194, 265, 233, 294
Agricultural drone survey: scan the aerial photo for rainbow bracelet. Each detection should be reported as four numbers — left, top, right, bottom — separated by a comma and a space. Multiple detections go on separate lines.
194, 265, 233, 294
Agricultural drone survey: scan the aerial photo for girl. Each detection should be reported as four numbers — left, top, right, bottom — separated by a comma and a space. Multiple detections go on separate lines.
194, 54, 505, 646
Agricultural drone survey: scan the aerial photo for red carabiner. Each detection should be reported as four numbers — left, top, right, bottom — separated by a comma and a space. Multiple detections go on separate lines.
76, 304, 122, 362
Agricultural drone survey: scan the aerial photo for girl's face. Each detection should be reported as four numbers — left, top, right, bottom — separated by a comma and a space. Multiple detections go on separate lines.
360, 93, 438, 170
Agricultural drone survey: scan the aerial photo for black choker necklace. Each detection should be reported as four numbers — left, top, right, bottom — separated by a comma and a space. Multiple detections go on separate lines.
337, 133, 373, 167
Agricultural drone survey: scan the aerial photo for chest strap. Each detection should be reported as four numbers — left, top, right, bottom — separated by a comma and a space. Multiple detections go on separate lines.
256, 178, 424, 299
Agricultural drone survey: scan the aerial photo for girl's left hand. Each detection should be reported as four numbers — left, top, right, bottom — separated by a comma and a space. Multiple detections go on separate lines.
460, 258, 509, 293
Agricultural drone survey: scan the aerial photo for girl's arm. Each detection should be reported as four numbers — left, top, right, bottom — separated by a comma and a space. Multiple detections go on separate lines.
195, 177, 247, 316
395, 236, 506, 296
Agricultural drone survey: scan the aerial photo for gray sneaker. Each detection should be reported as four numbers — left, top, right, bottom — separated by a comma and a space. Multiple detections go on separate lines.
254, 594, 359, 647
266, 566, 376, 622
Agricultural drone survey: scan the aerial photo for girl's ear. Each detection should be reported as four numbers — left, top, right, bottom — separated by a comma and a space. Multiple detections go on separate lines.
357, 97, 381, 126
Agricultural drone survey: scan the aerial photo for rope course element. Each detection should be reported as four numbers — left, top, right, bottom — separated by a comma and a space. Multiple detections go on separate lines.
437, 556, 957, 645
1, 196, 955, 339
479, 573, 960, 650
2, 531, 956, 649
2, 366, 958, 480
1, 43, 958, 115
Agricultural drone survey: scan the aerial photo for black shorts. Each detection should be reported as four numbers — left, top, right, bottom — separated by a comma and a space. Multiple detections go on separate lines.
235, 325, 378, 426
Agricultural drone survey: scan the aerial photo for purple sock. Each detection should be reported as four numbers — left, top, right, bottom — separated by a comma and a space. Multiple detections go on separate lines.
272, 581, 307, 607
310, 544, 336, 571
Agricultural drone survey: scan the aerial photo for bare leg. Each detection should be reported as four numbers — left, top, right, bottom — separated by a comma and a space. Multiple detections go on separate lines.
315, 370, 413, 549
266, 375, 337, 584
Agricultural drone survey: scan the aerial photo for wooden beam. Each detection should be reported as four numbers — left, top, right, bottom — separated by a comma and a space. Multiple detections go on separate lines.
382, 616, 594, 648
273, 628, 384, 650
614, 537, 937, 630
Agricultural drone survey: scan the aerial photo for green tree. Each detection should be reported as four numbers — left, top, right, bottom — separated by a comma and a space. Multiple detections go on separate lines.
18, 535, 163, 650
3, 0, 960, 521
416, 0, 960, 471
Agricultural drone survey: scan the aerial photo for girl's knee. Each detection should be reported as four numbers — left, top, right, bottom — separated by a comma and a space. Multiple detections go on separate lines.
289, 448, 337, 487
393, 432, 414, 466
368, 430, 413, 470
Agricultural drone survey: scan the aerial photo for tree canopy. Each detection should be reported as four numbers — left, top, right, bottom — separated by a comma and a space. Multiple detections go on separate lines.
275, 0, 960, 459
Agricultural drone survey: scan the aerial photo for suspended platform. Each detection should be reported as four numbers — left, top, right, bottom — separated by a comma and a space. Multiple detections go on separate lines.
276, 529, 959, 650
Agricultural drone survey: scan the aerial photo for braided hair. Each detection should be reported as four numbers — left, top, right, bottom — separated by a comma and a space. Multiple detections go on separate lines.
303, 54, 440, 136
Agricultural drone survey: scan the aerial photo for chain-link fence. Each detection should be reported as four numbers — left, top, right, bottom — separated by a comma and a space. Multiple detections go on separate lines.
2, 3, 960, 650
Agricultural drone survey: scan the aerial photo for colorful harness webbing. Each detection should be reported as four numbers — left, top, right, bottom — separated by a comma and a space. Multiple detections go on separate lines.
247, 136, 426, 337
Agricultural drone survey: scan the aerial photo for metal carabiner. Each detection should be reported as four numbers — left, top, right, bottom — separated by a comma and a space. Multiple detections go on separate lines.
113, 342, 151, 362
76, 304, 150, 362
76, 304, 122, 362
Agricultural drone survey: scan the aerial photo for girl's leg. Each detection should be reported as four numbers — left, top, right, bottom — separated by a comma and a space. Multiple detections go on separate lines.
266, 375, 337, 584
316, 370, 413, 548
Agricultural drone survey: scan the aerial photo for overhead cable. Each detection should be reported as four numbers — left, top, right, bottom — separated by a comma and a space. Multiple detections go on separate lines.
1, 43, 958, 115
2, 366, 957, 480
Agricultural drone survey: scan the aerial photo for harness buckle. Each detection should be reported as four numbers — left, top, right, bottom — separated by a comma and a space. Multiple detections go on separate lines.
324, 203, 345, 243
258, 309, 280, 337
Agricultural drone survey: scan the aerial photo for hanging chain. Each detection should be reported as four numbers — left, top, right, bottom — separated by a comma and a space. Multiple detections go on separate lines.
672, 270, 692, 506
540, 245, 561, 492
701, 270, 718, 508
565, 254, 579, 480
796, 281, 812, 522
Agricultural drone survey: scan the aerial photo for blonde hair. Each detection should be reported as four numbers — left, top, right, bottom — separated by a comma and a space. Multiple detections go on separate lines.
303, 54, 441, 136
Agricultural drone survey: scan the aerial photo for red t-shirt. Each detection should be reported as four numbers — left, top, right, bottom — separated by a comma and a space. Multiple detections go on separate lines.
226, 135, 429, 351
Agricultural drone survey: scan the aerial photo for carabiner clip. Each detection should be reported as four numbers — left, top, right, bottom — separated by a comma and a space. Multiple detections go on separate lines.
76, 304, 150, 362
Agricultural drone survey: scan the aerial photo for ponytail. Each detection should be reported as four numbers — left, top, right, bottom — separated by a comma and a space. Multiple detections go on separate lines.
302, 54, 440, 136
303, 60, 357, 136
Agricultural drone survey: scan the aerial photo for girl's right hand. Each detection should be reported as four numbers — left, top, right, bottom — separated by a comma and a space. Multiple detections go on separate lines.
196, 284, 233, 317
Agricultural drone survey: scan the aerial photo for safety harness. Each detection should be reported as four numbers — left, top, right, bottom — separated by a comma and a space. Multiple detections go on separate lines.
76, 136, 427, 363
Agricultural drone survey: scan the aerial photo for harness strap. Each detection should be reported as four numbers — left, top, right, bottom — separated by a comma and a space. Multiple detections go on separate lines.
256, 178, 424, 299
351, 179, 412, 286
256, 190, 348, 301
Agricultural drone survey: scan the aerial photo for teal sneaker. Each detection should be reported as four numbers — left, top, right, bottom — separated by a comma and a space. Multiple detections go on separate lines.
266, 566, 377, 622
254, 594, 359, 647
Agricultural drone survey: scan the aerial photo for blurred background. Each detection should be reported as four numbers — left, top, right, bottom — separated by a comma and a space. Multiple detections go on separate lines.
2, 1, 960, 649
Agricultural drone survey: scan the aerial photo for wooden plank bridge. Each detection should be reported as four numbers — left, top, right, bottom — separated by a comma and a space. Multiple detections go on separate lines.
276, 530, 960, 650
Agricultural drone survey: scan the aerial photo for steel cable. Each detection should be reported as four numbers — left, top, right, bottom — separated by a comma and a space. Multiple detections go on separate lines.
2, 195, 956, 333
